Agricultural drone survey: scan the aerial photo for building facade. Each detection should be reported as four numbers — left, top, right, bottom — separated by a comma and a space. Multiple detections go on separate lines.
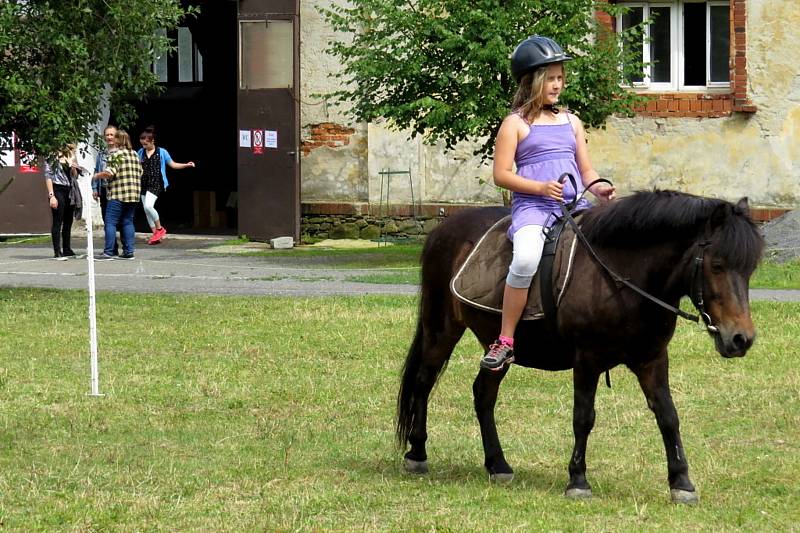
300, 0, 799, 223
1, 0, 795, 237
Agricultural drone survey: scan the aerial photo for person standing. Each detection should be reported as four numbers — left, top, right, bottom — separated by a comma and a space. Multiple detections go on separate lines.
44, 145, 82, 260
92, 125, 120, 255
137, 126, 195, 245
93, 130, 142, 260
479, 36, 616, 371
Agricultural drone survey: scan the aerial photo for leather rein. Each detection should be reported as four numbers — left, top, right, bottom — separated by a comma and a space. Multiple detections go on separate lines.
555, 173, 719, 335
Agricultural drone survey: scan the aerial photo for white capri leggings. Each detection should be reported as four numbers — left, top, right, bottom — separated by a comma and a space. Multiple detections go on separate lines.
506, 224, 546, 288
141, 191, 160, 228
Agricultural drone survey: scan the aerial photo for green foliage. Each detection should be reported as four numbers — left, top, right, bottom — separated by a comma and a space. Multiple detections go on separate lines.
321, 0, 648, 158
0, 0, 196, 162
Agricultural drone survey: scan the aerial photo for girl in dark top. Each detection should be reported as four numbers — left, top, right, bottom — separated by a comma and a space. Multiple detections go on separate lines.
137, 126, 195, 245
44, 145, 81, 260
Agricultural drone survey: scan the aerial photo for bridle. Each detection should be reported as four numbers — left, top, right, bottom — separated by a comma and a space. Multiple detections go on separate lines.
555, 173, 720, 335
688, 242, 720, 334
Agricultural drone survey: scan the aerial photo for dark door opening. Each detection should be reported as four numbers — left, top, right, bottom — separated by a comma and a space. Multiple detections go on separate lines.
119, 1, 238, 235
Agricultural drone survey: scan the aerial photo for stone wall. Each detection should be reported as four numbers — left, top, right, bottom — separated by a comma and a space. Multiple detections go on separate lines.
301, 213, 442, 241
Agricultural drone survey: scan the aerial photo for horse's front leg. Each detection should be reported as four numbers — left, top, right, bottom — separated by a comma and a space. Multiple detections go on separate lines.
631, 353, 698, 504
565, 365, 601, 498
473, 366, 514, 482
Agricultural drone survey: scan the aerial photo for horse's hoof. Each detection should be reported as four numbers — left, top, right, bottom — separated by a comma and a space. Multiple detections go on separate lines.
565, 487, 593, 500
490, 472, 514, 484
403, 458, 429, 474
670, 489, 699, 504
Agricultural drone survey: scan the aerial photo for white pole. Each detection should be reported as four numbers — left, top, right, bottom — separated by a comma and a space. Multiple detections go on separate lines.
84, 93, 110, 398
86, 206, 103, 397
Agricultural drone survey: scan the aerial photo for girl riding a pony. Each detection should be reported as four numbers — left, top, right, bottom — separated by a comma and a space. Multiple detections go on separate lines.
480, 35, 616, 371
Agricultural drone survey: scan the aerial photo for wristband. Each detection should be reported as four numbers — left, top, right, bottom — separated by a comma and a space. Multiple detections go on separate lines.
48, 192, 54, 198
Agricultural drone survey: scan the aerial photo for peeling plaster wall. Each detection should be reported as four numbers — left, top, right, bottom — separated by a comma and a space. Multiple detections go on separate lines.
301, 0, 800, 209
300, 0, 367, 201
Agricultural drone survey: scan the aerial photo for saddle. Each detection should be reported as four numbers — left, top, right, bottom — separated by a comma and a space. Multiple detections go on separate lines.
450, 214, 579, 321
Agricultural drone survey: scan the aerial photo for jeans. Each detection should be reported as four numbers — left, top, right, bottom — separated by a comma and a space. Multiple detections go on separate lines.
98, 186, 119, 255
104, 200, 137, 256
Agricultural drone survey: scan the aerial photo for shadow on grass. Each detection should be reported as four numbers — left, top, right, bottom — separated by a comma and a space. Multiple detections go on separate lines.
340, 453, 571, 494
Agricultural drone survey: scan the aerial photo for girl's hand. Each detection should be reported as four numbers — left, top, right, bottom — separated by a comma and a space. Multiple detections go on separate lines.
49, 196, 58, 209
541, 180, 564, 202
186, 162, 195, 168
590, 183, 616, 203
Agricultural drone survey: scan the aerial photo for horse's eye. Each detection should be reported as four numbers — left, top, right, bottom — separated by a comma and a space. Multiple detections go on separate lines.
710, 260, 725, 274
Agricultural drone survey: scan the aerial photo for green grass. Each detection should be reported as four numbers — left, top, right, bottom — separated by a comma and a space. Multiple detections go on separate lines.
0, 290, 798, 531
344, 270, 420, 285
0, 235, 50, 245
247, 243, 424, 270
751, 259, 800, 289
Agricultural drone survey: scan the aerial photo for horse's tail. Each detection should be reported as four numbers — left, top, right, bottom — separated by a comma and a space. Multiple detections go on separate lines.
396, 313, 427, 447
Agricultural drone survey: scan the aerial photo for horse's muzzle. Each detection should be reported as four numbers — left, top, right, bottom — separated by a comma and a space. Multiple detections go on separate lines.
714, 329, 755, 358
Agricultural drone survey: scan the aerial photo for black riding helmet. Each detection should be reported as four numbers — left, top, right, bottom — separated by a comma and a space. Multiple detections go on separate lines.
510, 35, 572, 83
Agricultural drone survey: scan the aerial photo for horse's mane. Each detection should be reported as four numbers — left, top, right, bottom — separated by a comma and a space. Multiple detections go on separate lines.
580, 190, 764, 272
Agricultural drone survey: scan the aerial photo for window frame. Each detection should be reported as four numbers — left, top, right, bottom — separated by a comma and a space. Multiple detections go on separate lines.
617, 0, 731, 92
150, 26, 204, 85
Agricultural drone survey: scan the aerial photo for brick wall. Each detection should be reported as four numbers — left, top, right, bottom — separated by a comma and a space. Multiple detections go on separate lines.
301, 122, 356, 155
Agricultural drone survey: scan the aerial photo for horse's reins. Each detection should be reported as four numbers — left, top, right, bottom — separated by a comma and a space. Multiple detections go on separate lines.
555, 173, 719, 335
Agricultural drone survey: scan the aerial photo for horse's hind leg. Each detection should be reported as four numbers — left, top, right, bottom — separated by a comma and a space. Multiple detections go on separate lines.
397, 321, 465, 474
473, 365, 515, 482
631, 353, 698, 504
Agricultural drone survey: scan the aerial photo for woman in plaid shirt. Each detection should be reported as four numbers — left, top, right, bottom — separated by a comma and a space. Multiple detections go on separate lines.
93, 130, 143, 260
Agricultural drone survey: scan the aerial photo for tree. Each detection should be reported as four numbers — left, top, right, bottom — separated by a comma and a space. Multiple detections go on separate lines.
0, 0, 196, 162
321, 0, 647, 158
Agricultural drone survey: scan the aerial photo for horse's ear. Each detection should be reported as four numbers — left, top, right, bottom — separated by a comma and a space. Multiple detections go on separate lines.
735, 197, 750, 216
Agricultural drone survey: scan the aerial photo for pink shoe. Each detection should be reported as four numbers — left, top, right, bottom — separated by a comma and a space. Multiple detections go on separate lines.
148, 227, 167, 245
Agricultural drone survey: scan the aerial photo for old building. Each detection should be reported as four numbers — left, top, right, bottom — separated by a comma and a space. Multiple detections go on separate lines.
1, 0, 796, 237
301, 0, 799, 230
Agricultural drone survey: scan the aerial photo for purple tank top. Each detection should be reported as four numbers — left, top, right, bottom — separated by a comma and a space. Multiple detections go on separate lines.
508, 113, 591, 237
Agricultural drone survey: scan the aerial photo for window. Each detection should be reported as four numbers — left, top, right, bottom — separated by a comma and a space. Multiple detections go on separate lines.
239, 20, 294, 90
618, 1, 730, 91
151, 26, 204, 84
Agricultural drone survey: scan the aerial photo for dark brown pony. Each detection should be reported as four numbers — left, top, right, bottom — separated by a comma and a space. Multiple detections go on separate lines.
396, 190, 764, 503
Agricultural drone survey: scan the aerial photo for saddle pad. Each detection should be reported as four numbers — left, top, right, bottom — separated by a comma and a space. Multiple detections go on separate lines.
450, 215, 578, 320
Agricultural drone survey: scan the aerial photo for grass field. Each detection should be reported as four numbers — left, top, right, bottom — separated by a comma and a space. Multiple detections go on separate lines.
0, 289, 798, 531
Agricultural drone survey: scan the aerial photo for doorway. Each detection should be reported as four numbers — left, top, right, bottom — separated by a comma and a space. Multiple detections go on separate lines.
126, 1, 239, 234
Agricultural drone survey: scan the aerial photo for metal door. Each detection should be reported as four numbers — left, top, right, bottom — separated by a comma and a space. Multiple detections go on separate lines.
237, 1, 299, 241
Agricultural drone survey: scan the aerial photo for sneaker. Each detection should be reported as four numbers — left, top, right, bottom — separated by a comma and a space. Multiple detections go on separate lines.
117, 253, 135, 260
62, 249, 76, 258
480, 341, 515, 371
155, 226, 167, 241
148, 228, 166, 245
94, 254, 115, 261
53, 255, 68, 261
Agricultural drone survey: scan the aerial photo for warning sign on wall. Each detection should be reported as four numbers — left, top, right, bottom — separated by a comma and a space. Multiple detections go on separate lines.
251, 129, 263, 155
